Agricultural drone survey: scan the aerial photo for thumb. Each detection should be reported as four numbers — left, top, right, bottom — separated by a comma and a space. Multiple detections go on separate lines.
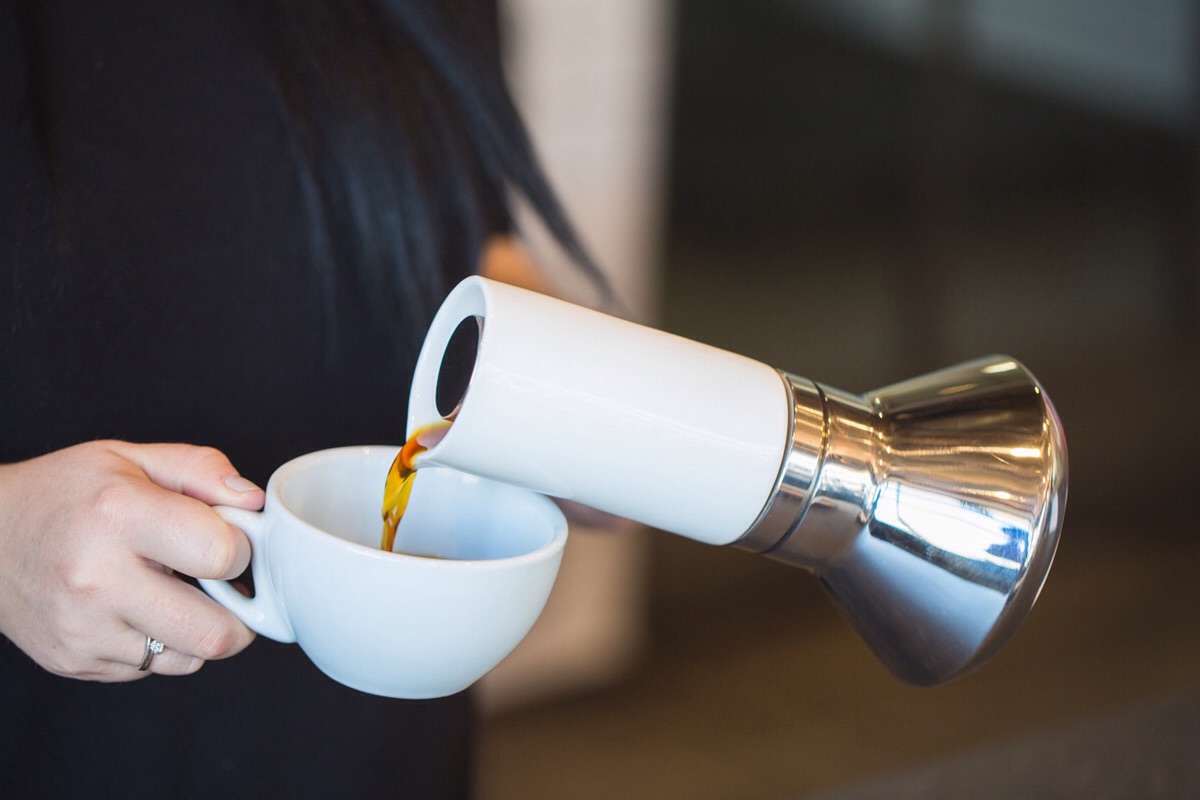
105, 441, 265, 510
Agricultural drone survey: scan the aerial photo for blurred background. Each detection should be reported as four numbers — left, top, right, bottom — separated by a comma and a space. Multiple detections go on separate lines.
476, 1, 1200, 797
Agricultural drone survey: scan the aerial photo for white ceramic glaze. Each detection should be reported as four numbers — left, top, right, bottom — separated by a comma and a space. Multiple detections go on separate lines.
199, 446, 567, 699
407, 277, 792, 546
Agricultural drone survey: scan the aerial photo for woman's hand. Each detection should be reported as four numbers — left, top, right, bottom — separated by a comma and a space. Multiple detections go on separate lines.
0, 440, 263, 681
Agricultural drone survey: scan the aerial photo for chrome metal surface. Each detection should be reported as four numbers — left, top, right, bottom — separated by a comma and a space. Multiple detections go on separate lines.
735, 355, 1067, 686
736, 374, 826, 553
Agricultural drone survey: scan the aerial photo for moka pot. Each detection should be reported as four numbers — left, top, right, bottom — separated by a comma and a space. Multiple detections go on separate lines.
407, 277, 1067, 686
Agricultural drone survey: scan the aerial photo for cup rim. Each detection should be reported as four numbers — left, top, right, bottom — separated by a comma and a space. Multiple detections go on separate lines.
267, 445, 568, 568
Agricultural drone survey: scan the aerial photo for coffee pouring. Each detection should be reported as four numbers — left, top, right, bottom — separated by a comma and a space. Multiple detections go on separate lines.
407, 276, 1068, 686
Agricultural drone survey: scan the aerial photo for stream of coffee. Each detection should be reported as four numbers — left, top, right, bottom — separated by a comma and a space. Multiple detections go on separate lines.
380, 422, 452, 552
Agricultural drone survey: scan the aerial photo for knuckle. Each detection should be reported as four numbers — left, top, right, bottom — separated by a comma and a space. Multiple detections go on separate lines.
189, 445, 231, 475
198, 528, 244, 579
73, 439, 117, 460
193, 619, 243, 660
56, 556, 103, 599
89, 479, 138, 526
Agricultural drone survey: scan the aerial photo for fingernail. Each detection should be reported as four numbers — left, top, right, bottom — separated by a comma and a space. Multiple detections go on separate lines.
224, 475, 262, 494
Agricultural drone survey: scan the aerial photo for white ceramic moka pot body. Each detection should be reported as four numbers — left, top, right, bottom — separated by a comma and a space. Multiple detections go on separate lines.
407, 276, 791, 545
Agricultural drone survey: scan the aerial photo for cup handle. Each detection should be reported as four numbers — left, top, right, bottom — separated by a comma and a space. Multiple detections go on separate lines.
198, 506, 296, 643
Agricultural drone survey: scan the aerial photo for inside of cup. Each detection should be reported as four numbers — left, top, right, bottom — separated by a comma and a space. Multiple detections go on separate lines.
394, 466, 562, 560
276, 451, 382, 548
278, 450, 561, 560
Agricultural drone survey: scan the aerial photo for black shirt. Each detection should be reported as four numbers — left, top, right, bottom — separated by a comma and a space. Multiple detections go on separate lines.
1, 3, 473, 797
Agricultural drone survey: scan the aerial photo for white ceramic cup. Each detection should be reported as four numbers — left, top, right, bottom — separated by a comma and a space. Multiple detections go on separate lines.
199, 446, 567, 699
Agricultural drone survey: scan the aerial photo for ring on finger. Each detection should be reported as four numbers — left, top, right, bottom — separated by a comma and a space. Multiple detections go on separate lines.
137, 636, 166, 671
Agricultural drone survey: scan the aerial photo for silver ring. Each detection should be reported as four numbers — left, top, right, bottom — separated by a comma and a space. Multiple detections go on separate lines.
138, 636, 165, 671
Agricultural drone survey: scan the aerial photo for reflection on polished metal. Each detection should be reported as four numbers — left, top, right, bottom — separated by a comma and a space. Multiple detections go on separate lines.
735, 356, 1068, 686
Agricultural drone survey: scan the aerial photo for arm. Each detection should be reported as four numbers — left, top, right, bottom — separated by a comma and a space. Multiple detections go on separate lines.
478, 234, 557, 294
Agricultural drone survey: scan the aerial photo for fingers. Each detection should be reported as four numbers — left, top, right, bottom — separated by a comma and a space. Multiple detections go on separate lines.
121, 567, 255, 665
89, 443, 255, 580
90, 567, 255, 680
94, 627, 234, 680
124, 485, 252, 580
122, 632, 200, 677
43, 544, 256, 681
106, 441, 265, 510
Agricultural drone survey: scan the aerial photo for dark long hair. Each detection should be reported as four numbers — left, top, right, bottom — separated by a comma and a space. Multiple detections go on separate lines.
14, 0, 603, 355
252, 0, 605, 351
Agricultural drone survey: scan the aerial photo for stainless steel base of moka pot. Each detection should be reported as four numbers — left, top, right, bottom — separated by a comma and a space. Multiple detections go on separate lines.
735, 357, 1067, 685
